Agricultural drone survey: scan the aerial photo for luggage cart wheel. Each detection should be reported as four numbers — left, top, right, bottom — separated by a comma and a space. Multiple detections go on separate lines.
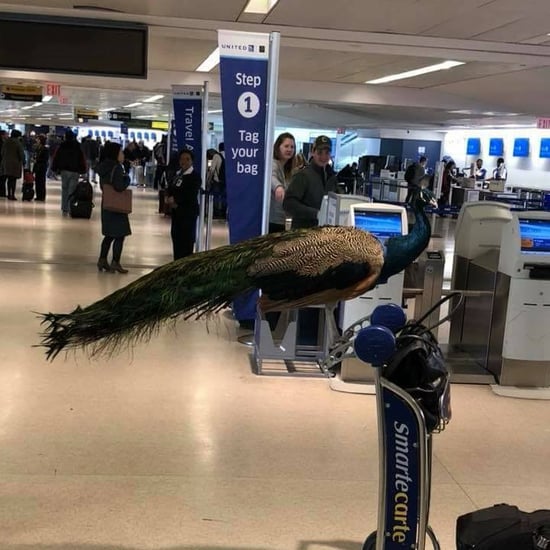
362, 531, 376, 550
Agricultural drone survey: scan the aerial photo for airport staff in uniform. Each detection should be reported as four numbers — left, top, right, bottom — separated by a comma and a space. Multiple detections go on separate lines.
166, 149, 202, 260
474, 158, 487, 180
283, 135, 338, 229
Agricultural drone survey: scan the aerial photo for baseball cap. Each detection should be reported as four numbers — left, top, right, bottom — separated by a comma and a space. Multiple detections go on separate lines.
313, 135, 332, 151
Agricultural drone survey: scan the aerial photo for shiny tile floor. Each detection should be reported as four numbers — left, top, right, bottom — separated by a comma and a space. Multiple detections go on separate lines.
0, 182, 549, 550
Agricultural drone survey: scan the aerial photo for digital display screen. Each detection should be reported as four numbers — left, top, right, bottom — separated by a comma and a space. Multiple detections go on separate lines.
467, 138, 481, 155
0, 14, 147, 78
519, 218, 550, 255
513, 138, 530, 157
489, 138, 504, 156
353, 210, 403, 245
540, 138, 550, 159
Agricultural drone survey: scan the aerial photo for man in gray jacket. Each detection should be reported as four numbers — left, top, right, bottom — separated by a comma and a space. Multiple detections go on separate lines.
283, 135, 338, 229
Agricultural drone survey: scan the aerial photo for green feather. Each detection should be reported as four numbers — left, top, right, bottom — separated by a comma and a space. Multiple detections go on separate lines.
38, 228, 312, 360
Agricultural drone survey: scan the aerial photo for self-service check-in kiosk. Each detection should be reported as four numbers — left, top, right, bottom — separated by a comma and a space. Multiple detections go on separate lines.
318, 192, 371, 226
333, 203, 407, 392
448, 202, 513, 383
489, 212, 550, 396
253, 193, 371, 376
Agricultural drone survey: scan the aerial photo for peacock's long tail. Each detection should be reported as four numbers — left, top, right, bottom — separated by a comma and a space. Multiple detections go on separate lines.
37, 225, 388, 361
38, 231, 298, 361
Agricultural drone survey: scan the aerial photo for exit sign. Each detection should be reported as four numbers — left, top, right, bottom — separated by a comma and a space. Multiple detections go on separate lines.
45, 83, 61, 96
537, 118, 550, 129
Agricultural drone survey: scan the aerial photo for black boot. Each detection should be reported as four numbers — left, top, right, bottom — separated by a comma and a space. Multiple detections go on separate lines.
110, 261, 128, 274
97, 258, 114, 272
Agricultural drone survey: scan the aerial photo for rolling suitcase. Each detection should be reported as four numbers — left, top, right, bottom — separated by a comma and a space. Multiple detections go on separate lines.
69, 178, 94, 219
22, 170, 35, 201
22, 182, 35, 201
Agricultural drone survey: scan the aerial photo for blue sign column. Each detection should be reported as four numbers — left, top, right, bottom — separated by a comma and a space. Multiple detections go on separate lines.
218, 31, 270, 321
171, 86, 204, 177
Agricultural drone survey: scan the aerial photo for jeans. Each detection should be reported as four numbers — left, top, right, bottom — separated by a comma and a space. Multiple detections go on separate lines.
61, 170, 79, 213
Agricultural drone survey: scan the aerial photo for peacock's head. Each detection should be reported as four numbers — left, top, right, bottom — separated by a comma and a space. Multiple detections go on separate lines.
416, 187, 438, 208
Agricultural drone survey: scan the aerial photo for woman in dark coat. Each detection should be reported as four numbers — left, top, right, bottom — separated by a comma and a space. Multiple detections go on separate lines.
33, 135, 49, 201
95, 142, 131, 273
165, 148, 202, 260
0, 129, 25, 200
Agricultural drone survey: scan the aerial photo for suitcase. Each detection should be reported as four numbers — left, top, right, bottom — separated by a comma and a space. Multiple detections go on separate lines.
22, 181, 34, 201
70, 200, 94, 219
456, 504, 550, 549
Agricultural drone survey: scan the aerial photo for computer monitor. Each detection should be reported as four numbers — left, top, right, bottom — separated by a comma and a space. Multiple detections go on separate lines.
349, 203, 407, 251
466, 138, 481, 155
513, 138, 530, 158
499, 211, 550, 277
540, 138, 550, 159
489, 138, 504, 156
519, 217, 550, 255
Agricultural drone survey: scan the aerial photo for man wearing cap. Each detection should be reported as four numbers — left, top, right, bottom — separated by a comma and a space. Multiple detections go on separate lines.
283, 135, 338, 229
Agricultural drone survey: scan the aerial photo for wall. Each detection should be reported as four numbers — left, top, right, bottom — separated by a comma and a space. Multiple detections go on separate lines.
443, 128, 550, 190
379, 138, 442, 171
336, 134, 380, 169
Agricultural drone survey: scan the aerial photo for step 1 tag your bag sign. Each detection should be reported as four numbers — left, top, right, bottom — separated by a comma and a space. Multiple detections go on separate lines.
218, 30, 270, 321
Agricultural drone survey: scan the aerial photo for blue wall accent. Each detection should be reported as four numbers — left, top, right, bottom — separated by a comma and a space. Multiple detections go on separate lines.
379, 138, 442, 171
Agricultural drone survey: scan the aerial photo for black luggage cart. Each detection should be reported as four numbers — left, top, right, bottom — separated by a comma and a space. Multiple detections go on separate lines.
352, 303, 452, 550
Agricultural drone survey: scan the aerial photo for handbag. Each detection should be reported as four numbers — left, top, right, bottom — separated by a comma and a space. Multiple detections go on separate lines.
102, 166, 132, 214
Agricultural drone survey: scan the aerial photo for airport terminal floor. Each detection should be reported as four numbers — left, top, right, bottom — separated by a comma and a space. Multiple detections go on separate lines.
0, 182, 549, 550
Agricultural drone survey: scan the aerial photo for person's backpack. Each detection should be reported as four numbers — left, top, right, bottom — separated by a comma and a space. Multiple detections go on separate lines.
404, 162, 416, 184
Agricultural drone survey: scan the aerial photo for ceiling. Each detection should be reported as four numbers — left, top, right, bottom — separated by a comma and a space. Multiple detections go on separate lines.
0, 0, 549, 130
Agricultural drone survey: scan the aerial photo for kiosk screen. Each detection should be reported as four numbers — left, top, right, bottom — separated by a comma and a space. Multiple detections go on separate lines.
519, 218, 550, 254
353, 210, 402, 245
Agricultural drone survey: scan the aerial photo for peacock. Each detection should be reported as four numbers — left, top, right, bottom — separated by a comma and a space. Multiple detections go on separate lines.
38, 188, 436, 360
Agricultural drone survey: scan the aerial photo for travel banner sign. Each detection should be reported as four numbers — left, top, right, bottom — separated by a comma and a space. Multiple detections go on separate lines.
218, 30, 270, 321
172, 85, 204, 177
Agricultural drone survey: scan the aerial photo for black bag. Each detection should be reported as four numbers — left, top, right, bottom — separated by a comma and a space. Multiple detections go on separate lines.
404, 162, 416, 184
69, 179, 94, 219
383, 293, 464, 433
73, 179, 93, 202
457, 504, 550, 549
22, 182, 34, 201
70, 199, 93, 219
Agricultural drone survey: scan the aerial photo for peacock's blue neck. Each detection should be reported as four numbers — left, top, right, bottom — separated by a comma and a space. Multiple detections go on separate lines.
378, 201, 431, 283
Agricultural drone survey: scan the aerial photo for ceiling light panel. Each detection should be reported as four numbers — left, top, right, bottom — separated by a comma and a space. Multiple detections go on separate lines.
244, 0, 279, 14
196, 48, 220, 72
143, 94, 164, 103
366, 61, 465, 84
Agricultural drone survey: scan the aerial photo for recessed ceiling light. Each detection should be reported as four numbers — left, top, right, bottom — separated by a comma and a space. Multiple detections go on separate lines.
243, 0, 279, 14
208, 109, 223, 114
366, 61, 465, 84
99, 107, 117, 112
124, 102, 142, 108
143, 94, 164, 103
21, 105, 34, 110
42, 95, 53, 102
196, 48, 220, 72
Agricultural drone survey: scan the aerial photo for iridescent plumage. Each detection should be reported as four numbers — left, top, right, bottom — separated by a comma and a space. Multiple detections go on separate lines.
38, 189, 435, 360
